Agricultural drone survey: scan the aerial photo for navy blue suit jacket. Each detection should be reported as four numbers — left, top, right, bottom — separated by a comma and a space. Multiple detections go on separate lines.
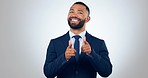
44, 31, 112, 78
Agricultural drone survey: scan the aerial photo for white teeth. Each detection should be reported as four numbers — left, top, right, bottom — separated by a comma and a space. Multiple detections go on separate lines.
72, 19, 78, 22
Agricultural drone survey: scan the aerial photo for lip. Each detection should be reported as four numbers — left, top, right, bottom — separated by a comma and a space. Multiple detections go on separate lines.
70, 17, 81, 20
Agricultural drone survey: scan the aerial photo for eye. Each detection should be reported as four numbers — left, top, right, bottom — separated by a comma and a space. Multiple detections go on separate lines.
78, 11, 83, 14
69, 10, 74, 13
69, 11, 74, 13
78, 12, 83, 14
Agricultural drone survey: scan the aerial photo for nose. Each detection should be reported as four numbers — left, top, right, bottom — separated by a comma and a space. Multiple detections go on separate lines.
70, 11, 78, 17
70, 13, 78, 18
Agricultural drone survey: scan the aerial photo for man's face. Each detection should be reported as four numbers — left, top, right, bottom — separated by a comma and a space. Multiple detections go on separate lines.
68, 4, 89, 29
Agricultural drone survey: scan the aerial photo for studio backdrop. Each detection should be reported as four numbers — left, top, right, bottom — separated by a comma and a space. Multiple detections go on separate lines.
0, 0, 148, 78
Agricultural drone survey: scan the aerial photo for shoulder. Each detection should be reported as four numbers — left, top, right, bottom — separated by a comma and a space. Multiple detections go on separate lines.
86, 32, 107, 49
86, 32, 104, 42
50, 32, 69, 42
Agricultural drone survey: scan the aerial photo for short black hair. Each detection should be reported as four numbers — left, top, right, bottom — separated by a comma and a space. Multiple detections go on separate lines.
73, 2, 90, 15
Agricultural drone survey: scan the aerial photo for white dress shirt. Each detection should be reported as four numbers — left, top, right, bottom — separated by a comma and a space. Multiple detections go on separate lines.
69, 30, 86, 55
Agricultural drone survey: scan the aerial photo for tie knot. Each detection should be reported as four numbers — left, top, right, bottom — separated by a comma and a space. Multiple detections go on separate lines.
73, 35, 81, 40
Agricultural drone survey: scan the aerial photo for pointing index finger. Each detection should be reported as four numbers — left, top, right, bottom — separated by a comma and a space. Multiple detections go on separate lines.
68, 40, 72, 48
83, 36, 88, 44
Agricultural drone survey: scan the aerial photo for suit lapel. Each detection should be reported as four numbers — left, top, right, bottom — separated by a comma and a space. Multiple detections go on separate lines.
61, 31, 70, 49
85, 31, 93, 46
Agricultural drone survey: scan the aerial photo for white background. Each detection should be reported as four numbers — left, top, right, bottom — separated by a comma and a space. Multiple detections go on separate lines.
0, 0, 148, 78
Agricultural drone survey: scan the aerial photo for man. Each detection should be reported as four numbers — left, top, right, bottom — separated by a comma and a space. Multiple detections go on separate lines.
44, 2, 112, 78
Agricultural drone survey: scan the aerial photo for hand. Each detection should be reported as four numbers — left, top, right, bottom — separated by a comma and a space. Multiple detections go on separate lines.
65, 41, 76, 60
81, 37, 91, 54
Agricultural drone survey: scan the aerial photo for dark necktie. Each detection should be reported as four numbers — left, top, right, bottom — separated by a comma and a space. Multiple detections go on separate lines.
73, 35, 81, 62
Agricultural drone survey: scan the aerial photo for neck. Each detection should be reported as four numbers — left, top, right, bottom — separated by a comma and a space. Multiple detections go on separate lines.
70, 26, 85, 35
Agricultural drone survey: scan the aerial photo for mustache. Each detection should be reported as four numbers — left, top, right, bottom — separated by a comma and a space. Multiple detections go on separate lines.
68, 16, 81, 21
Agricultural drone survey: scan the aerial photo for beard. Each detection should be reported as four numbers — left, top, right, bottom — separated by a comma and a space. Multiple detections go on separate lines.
68, 17, 86, 29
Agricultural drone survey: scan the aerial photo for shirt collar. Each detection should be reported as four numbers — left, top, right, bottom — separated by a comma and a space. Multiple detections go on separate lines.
69, 30, 86, 39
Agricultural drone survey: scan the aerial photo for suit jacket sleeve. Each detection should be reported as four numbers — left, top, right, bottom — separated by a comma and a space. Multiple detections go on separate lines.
44, 39, 67, 78
87, 40, 112, 77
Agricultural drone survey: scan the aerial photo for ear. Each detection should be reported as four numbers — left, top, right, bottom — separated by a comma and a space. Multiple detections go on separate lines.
86, 16, 90, 23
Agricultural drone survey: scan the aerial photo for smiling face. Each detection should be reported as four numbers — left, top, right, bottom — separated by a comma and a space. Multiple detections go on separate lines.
67, 4, 90, 30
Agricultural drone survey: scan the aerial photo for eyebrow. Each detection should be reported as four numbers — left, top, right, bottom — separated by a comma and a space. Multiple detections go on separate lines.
69, 9, 83, 12
70, 8, 74, 11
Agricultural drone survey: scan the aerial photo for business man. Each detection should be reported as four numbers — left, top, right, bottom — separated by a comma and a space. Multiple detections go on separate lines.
44, 2, 112, 78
